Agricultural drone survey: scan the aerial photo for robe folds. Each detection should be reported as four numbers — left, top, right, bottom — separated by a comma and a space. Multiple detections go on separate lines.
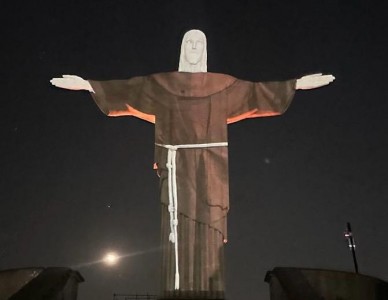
89, 72, 295, 298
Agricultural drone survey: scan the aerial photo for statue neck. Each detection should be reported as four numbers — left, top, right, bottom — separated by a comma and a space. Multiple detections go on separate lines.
178, 61, 207, 73
183, 64, 204, 73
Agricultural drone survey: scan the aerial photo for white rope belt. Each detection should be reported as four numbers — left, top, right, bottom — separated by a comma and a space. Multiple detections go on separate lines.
155, 142, 228, 290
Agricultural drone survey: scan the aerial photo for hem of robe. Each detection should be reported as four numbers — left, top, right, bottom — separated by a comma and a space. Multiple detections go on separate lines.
160, 204, 225, 297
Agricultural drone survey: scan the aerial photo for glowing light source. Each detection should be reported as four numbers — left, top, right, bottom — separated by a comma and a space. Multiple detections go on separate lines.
103, 252, 119, 266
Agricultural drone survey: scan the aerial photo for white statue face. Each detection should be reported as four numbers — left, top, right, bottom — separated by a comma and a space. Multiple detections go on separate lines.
179, 29, 207, 72
183, 31, 205, 65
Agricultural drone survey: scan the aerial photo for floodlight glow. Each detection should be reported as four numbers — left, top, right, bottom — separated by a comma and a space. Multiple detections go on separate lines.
103, 252, 119, 266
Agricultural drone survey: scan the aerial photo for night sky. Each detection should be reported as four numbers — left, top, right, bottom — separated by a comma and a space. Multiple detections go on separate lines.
1, 1, 387, 299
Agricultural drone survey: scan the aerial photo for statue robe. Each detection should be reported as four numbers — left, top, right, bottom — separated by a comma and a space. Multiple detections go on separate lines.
89, 72, 295, 298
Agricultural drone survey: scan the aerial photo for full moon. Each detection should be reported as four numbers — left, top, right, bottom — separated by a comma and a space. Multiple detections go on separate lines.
103, 252, 119, 266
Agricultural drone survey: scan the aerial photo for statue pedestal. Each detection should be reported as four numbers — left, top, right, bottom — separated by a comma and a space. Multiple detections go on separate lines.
159, 290, 224, 300
265, 267, 388, 300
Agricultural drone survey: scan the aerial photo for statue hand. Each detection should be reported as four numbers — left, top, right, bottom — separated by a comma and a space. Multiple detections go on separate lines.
50, 75, 94, 92
296, 73, 335, 90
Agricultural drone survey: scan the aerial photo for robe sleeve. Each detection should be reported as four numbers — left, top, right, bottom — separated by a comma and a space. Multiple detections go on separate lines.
88, 76, 156, 123
226, 79, 296, 124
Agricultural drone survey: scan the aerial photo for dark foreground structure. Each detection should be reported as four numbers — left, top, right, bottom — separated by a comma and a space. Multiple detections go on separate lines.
0, 267, 84, 300
265, 267, 388, 300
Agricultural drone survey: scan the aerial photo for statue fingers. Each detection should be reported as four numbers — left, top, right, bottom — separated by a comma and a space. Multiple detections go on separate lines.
319, 75, 335, 84
50, 78, 63, 86
50, 78, 77, 89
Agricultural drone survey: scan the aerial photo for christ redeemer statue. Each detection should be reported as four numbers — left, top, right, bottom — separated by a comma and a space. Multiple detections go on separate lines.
51, 29, 334, 299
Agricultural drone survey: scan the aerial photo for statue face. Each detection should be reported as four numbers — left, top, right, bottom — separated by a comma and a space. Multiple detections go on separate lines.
183, 31, 205, 65
179, 29, 207, 73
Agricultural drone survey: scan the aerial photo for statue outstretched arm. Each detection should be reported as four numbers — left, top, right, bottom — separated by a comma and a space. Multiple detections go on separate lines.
50, 75, 95, 93
296, 73, 335, 90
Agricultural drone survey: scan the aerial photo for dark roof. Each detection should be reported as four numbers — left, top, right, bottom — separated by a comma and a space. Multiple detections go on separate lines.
9, 267, 84, 300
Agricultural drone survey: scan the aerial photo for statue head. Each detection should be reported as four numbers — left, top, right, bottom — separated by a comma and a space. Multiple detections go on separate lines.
178, 29, 207, 73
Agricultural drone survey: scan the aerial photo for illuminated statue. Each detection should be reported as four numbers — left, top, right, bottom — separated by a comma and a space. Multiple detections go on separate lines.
51, 29, 334, 299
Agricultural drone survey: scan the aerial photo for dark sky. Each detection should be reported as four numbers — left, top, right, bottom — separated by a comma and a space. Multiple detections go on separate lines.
1, 1, 387, 299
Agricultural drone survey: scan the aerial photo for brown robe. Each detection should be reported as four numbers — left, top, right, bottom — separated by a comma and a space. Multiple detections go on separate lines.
89, 72, 295, 298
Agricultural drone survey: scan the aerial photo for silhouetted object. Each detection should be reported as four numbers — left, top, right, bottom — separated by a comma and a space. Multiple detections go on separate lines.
0, 267, 84, 300
265, 267, 388, 300
344, 222, 359, 273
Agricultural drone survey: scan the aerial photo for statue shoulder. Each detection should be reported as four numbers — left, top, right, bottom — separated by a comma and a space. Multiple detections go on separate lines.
150, 71, 238, 97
